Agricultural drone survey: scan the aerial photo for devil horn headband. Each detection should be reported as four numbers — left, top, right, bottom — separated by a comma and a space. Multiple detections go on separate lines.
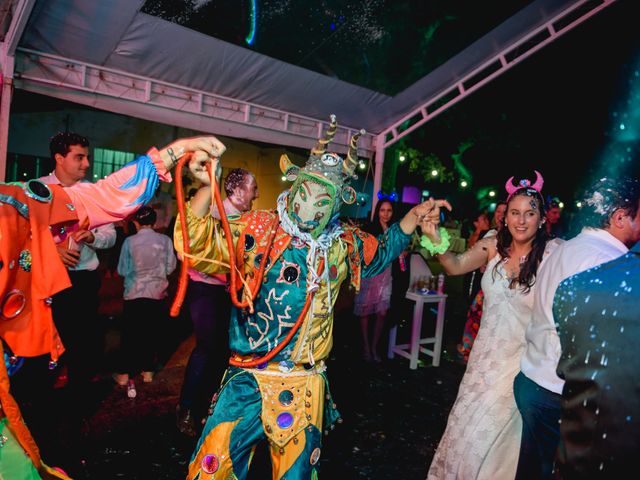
505, 170, 544, 198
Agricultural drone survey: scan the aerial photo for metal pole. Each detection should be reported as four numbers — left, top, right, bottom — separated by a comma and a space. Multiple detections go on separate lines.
0, 70, 13, 182
371, 134, 385, 220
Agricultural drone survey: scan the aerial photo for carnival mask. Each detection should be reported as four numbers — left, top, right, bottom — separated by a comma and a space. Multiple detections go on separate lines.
288, 174, 337, 238
280, 115, 364, 239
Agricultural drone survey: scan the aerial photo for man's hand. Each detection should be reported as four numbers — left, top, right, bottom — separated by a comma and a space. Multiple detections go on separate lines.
413, 198, 452, 220
72, 229, 95, 244
188, 151, 220, 187
56, 245, 81, 268
400, 197, 452, 235
159, 135, 226, 171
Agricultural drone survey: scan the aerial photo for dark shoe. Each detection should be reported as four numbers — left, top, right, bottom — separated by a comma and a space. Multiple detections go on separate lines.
176, 405, 197, 437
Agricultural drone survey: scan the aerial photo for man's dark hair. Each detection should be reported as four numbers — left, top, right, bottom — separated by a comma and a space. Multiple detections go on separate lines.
134, 206, 157, 226
224, 168, 252, 197
581, 178, 640, 229
49, 132, 90, 161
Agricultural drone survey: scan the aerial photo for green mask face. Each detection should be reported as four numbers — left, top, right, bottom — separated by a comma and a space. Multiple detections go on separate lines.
287, 174, 337, 238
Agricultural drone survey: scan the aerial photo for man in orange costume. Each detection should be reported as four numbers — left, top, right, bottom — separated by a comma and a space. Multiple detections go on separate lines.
0, 133, 225, 479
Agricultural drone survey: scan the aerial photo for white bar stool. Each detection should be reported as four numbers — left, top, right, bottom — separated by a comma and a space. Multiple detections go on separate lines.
387, 291, 447, 369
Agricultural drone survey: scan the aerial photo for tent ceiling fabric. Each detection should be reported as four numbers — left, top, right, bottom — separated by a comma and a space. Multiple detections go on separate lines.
13, 0, 597, 147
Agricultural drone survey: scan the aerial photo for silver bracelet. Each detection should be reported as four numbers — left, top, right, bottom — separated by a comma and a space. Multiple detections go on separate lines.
166, 147, 179, 167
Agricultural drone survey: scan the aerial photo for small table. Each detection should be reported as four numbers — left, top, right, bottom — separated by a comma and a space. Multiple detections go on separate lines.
387, 290, 447, 369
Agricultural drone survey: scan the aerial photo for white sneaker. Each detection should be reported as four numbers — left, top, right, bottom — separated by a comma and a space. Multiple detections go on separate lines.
127, 379, 137, 398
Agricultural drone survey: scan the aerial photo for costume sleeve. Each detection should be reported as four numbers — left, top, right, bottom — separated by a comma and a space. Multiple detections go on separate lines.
173, 201, 244, 275
63, 147, 171, 230
86, 223, 117, 249
361, 222, 411, 278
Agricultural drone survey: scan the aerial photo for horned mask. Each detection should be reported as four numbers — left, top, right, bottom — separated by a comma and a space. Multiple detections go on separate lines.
280, 115, 364, 238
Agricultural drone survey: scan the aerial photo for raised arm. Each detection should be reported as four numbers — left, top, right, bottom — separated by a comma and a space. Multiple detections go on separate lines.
187, 152, 222, 218
399, 197, 452, 235
64, 136, 225, 230
419, 209, 493, 276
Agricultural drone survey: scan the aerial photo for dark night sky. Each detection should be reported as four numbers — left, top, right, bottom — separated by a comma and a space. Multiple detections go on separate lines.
11, 1, 639, 228
393, 0, 640, 222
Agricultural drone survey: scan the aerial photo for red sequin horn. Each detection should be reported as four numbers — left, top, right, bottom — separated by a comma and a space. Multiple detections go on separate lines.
505, 170, 544, 199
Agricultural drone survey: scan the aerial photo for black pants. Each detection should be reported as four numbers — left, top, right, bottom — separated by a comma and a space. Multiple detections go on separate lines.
52, 269, 101, 386
178, 280, 230, 419
117, 298, 166, 376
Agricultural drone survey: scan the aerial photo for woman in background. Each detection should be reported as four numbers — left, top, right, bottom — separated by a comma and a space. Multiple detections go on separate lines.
353, 199, 395, 362
457, 201, 507, 363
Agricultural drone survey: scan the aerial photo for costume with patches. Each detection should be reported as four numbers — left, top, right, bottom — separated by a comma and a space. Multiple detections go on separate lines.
176, 117, 411, 480
0, 149, 171, 479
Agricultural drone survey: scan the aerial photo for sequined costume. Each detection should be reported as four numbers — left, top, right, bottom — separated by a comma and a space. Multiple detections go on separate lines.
176, 198, 409, 479
176, 116, 412, 479
0, 148, 171, 479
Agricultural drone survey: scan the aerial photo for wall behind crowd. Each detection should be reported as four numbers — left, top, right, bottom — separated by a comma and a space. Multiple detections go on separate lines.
7, 106, 300, 211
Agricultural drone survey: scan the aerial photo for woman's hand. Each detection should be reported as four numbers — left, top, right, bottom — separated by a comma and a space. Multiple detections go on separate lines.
400, 197, 452, 235
419, 216, 441, 242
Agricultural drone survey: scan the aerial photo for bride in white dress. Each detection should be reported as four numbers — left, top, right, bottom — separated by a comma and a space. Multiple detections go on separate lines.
419, 174, 562, 480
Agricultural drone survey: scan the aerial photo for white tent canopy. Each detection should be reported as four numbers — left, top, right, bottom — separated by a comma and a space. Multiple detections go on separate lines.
1, 0, 616, 187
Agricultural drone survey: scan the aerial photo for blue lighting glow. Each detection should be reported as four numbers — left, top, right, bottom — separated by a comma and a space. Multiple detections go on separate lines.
245, 0, 257, 45
594, 49, 640, 180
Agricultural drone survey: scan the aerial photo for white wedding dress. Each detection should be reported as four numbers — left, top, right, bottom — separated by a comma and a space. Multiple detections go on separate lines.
427, 251, 550, 480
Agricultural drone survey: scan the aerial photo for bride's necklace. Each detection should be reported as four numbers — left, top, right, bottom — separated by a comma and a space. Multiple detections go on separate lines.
504, 254, 528, 280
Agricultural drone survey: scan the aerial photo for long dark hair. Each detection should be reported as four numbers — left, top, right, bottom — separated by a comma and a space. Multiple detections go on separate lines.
493, 189, 549, 293
366, 199, 395, 236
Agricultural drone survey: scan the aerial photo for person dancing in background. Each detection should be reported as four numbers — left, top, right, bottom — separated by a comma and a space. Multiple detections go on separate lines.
421, 172, 561, 480
114, 206, 177, 398
353, 198, 395, 363
176, 167, 259, 436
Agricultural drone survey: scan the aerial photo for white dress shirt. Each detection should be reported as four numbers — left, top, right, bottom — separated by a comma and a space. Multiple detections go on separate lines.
117, 228, 177, 300
520, 228, 629, 393
40, 172, 116, 271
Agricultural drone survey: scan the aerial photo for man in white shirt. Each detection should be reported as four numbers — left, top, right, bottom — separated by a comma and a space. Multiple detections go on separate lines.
514, 177, 640, 479
176, 167, 259, 436
40, 132, 116, 390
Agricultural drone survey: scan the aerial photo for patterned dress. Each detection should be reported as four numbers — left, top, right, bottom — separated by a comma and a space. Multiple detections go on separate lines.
428, 241, 559, 480
175, 202, 410, 480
